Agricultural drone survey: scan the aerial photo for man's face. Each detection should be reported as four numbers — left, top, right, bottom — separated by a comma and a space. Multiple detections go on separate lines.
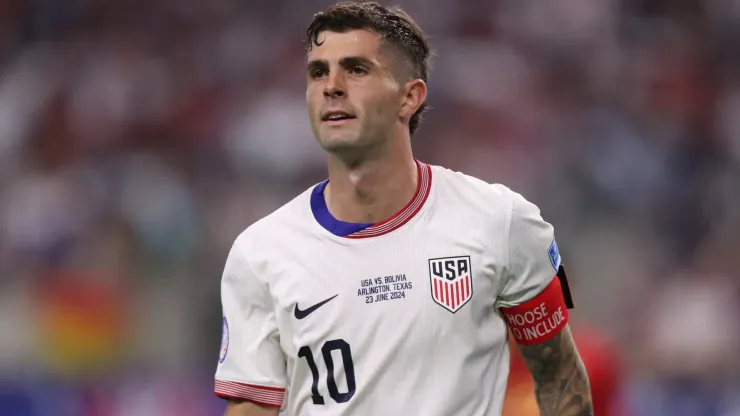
306, 29, 403, 154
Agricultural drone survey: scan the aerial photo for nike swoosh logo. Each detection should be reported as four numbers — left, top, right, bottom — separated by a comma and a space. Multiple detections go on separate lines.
294, 294, 338, 320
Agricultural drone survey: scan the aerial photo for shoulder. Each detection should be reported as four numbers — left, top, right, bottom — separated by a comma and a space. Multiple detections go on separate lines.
430, 164, 526, 216
232, 185, 317, 257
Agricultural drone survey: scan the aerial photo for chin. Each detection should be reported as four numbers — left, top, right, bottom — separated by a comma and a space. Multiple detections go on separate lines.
318, 132, 363, 152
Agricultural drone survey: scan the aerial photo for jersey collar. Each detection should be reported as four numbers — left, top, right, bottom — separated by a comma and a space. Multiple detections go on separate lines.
311, 160, 432, 239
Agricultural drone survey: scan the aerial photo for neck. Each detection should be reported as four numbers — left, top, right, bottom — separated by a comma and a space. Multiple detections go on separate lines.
324, 138, 417, 224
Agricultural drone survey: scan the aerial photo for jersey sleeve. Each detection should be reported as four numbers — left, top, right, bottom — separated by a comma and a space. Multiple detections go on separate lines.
496, 190, 562, 308
495, 190, 573, 345
214, 240, 287, 408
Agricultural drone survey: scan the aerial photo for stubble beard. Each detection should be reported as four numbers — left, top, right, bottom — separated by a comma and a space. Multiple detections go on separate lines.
319, 127, 390, 167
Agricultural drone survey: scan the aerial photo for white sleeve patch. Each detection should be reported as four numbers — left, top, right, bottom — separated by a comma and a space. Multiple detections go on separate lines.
219, 316, 229, 363
548, 239, 561, 271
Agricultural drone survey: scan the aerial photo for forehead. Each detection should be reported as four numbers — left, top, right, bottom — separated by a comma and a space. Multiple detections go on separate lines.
307, 29, 383, 62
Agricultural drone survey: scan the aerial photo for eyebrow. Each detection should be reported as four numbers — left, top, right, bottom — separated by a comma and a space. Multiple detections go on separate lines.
306, 56, 377, 73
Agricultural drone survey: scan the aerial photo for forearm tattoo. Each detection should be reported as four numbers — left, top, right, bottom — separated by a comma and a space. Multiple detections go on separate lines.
517, 326, 594, 416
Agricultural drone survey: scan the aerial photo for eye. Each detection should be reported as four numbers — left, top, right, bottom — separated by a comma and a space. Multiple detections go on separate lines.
310, 68, 327, 79
349, 66, 367, 76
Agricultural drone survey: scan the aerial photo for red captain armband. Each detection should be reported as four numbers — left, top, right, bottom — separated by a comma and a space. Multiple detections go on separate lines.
500, 265, 574, 346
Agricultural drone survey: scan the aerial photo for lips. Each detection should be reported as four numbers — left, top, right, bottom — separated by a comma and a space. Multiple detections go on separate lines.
321, 110, 356, 122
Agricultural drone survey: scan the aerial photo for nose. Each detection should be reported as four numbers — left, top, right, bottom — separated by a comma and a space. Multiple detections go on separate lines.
323, 72, 346, 98
324, 86, 344, 98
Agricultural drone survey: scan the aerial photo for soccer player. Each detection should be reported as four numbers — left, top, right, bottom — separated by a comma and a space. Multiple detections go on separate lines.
214, 2, 593, 415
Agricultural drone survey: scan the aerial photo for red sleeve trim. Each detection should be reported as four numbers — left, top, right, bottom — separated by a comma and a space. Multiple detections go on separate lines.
500, 276, 570, 346
214, 380, 285, 408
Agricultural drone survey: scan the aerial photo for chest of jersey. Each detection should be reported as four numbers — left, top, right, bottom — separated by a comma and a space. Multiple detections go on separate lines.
263, 217, 511, 409
271, 225, 504, 345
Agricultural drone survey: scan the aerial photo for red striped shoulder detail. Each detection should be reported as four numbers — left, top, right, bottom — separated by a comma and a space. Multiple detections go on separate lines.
214, 380, 285, 408
346, 161, 432, 239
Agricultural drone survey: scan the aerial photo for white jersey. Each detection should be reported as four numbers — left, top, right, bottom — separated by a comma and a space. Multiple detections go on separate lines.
214, 161, 564, 415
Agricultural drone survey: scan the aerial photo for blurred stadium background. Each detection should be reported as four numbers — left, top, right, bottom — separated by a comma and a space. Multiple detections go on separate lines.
0, 0, 739, 415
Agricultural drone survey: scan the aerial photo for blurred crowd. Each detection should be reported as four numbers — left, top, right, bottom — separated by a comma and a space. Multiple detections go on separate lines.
0, 0, 739, 415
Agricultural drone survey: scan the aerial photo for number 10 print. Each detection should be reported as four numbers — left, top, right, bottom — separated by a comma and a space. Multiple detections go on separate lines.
297, 339, 356, 405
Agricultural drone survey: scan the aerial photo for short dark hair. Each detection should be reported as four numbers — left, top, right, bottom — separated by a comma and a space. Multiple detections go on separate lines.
305, 1, 431, 136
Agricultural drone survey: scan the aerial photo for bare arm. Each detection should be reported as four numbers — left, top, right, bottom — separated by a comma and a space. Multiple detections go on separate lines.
518, 325, 594, 416
224, 400, 280, 416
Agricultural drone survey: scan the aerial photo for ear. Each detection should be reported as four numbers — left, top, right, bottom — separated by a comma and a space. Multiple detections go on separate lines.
399, 79, 427, 121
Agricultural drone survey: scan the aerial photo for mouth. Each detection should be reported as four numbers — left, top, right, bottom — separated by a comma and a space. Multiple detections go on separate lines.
321, 110, 356, 126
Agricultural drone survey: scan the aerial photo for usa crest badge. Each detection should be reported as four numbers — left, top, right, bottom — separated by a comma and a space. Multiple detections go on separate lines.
429, 256, 473, 313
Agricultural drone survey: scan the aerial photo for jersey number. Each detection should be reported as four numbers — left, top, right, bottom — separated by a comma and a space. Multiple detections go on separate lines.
297, 339, 356, 405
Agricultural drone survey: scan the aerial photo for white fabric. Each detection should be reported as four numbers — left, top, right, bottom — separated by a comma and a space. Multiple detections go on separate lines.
215, 164, 560, 415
